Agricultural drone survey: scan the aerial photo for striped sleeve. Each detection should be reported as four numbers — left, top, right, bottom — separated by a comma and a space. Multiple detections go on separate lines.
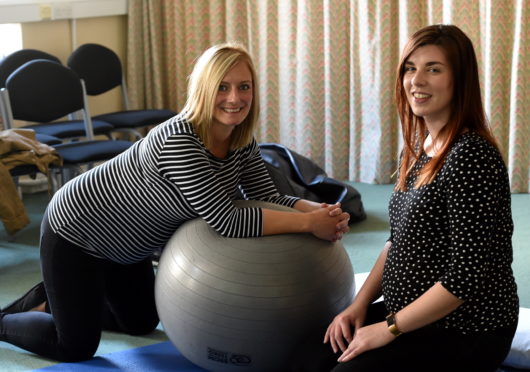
157, 134, 265, 238
239, 140, 299, 207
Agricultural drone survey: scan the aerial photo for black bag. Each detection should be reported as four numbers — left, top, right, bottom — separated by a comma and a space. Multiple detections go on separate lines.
257, 143, 366, 224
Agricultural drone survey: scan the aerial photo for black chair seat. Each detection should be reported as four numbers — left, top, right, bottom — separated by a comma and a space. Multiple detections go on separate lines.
7, 140, 130, 177
25, 119, 114, 139
54, 140, 132, 164
94, 109, 174, 129
35, 133, 62, 146
9, 164, 39, 177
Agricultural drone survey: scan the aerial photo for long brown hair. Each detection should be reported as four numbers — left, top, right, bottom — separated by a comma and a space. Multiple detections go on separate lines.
394, 24, 499, 191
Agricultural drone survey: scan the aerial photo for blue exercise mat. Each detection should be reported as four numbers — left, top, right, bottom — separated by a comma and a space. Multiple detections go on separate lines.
32, 341, 207, 372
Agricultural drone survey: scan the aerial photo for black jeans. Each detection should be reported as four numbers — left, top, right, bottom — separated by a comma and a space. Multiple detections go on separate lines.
0, 213, 159, 362
291, 301, 517, 372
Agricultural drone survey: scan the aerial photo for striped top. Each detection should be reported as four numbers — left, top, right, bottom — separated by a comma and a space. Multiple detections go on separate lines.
47, 115, 298, 264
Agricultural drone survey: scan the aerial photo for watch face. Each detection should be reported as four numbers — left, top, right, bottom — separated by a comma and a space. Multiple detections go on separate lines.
389, 324, 401, 336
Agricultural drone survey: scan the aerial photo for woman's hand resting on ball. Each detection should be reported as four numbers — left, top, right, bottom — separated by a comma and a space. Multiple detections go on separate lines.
308, 204, 350, 241
261, 201, 349, 241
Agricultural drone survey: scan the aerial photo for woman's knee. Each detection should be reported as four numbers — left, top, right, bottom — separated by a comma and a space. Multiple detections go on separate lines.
55, 338, 99, 362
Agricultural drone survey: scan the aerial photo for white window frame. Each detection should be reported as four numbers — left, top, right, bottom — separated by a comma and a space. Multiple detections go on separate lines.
0, 0, 127, 24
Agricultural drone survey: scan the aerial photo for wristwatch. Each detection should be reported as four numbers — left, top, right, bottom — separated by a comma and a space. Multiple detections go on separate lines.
386, 313, 403, 337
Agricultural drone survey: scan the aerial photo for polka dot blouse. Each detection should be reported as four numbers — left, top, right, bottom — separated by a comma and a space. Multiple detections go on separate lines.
383, 132, 519, 333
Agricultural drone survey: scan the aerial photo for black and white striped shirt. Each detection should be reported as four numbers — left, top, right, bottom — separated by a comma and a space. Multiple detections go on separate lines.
48, 115, 299, 264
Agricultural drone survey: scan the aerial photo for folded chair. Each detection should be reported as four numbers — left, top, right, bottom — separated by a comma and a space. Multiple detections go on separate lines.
0, 49, 62, 184
0, 49, 63, 145
0, 49, 114, 140
1, 59, 132, 191
67, 43, 176, 140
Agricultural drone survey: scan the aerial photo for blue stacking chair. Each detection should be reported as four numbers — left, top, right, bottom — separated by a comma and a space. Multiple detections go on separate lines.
0, 50, 64, 186
1, 59, 133, 191
0, 48, 114, 141
68, 43, 176, 140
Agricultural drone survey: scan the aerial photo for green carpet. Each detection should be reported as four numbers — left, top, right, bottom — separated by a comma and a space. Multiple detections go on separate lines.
1, 183, 529, 371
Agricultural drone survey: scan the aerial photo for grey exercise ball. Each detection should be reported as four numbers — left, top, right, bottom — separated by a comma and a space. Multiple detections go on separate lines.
155, 200, 355, 372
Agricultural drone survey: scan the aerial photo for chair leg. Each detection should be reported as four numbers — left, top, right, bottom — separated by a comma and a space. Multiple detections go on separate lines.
111, 128, 143, 141
47, 170, 58, 197
49, 164, 91, 194
12, 175, 19, 188
48, 169, 61, 195
61, 167, 73, 185
130, 129, 143, 141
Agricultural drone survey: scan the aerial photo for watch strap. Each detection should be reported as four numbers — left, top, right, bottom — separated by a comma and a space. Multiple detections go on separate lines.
386, 313, 403, 337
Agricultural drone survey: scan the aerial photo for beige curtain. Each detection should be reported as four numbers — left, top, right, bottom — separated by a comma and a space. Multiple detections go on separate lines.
127, 0, 530, 192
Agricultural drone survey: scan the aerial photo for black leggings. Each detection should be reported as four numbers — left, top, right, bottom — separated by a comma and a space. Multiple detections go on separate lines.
291, 302, 517, 372
0, 213, 159, 362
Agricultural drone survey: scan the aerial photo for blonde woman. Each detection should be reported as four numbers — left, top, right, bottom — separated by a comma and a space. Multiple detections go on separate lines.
0, 43, 350, 362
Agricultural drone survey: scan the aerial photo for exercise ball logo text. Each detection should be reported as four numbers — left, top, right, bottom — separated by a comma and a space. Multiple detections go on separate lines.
207, 347, 252, 366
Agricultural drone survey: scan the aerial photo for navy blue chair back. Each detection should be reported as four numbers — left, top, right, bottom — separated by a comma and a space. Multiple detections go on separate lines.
6, 59, 84, 123
66, 43, 176, 140
67, 43, 122, 95
0, 49, 61, 88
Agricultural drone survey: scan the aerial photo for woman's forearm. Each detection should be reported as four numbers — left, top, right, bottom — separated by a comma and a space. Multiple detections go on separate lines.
393, 282, 464, 334
353, 241, 390, 308
262, 205, 348, 241
261, 208, 311, 235
292, 199, 324, 212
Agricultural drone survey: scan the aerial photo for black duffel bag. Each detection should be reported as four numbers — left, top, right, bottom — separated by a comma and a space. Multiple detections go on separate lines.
255, 143, 366, 224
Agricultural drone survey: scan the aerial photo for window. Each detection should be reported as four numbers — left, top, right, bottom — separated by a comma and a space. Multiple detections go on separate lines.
0, 23, 22, 60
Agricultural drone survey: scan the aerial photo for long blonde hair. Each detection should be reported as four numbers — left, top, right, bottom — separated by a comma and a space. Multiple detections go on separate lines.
182, 42, 259, 150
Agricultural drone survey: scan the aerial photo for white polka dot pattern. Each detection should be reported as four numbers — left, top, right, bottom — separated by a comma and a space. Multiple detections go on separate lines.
383, 132, 519, 333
